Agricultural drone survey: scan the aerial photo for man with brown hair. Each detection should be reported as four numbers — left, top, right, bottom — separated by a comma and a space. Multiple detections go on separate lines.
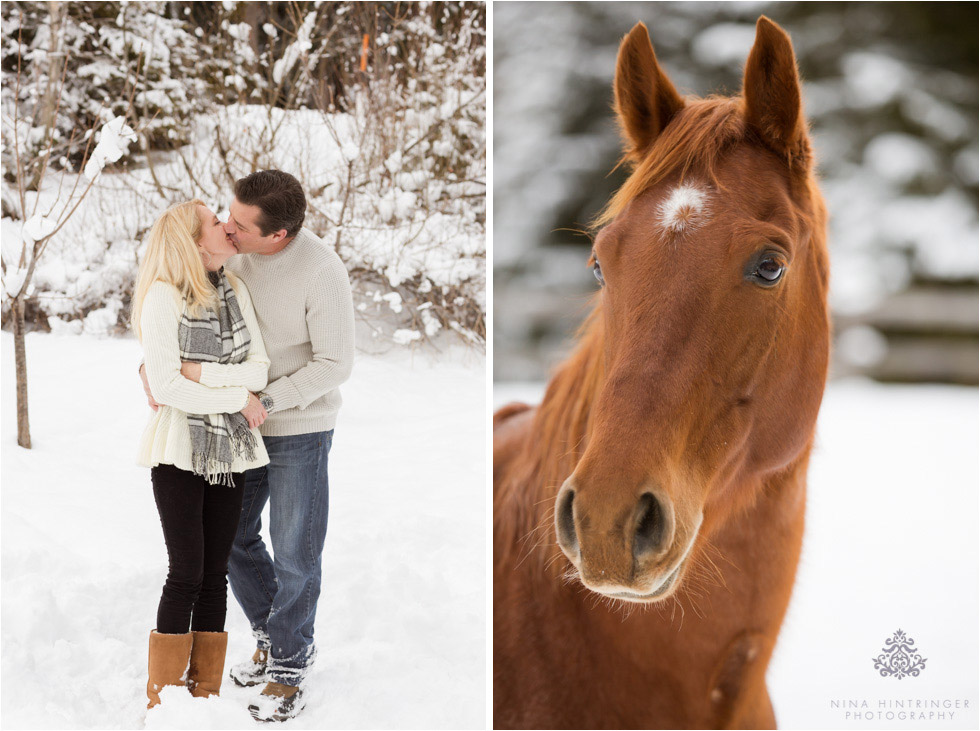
141, 169, 355, 721
225, 169, 354, 721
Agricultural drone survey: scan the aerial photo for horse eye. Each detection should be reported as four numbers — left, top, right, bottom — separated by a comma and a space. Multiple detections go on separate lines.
753, 257, 785, 285
593, 258, 604, 287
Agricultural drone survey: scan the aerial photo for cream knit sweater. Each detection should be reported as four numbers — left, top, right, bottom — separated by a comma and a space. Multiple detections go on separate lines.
225, 228, 355, 437
137, 277, 271, 472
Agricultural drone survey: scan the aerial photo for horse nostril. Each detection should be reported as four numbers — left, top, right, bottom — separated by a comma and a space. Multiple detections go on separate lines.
555, 488, 578, 556
633, 492, 667, 560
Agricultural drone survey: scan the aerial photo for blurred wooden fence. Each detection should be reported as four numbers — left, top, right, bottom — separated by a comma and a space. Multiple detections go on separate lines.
835, 275, 978, 385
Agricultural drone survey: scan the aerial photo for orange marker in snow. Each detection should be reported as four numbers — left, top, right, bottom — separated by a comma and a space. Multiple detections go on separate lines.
360, 34, 369, 72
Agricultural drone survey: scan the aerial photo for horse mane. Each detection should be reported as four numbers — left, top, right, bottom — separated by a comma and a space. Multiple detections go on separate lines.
596, 96, 746, 228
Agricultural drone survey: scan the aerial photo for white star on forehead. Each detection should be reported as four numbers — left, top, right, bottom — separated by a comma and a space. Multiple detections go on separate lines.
658, 185, 710, 234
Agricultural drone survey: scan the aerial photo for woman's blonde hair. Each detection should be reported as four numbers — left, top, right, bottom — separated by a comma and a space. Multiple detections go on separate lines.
131, 199, 217, 340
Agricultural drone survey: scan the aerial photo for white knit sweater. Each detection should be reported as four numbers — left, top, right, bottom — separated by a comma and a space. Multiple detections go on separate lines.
226, 228, 355, 437
137, 277, 271, 473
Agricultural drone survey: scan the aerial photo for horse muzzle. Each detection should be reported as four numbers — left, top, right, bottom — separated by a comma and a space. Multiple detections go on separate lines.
555, 479, 702, 602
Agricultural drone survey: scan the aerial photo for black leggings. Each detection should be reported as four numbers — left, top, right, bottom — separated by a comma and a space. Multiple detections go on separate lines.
151, 464, 244, 634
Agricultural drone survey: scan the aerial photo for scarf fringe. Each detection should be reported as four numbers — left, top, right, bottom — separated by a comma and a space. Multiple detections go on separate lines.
230, 420, 259, 463
190, 416, 259, 487
191, 452, 235, 487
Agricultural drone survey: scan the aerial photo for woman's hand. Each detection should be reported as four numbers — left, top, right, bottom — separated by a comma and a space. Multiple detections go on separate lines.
180, 361, 203, 382
240, 391, 268, 429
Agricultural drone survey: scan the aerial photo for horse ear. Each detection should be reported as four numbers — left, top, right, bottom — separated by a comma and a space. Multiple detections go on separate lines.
742, 17, 811, 168
614, 22, 685, 161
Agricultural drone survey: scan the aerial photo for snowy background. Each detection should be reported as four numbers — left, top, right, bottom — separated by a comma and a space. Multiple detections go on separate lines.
494, 1, 978, 383
494, 382, 979, 730
3, 332, 486, 730
1, 3, 486, 729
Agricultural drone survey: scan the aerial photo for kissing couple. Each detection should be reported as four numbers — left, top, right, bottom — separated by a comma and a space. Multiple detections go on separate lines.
132, 169, 355, 722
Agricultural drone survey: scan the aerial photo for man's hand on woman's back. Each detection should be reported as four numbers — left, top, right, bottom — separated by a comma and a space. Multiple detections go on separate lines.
139, 363, 160, 411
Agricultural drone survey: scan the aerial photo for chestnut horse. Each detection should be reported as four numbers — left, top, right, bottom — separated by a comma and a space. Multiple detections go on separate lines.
494, 17, 830, 730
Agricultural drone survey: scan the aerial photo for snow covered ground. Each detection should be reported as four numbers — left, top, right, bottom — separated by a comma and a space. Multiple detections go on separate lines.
495, 380, 979, 730
1, 332, 486, 729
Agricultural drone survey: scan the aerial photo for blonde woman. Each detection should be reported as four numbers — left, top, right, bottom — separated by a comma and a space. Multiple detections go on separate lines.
132, 200, 270, 708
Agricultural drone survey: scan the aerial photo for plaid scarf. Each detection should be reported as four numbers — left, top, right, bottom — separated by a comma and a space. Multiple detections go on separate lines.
178, 270, 257, 486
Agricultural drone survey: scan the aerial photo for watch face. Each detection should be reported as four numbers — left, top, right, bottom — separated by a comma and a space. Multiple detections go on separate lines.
259, 394, 275, 412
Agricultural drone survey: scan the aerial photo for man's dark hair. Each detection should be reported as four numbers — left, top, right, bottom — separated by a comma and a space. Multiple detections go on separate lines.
234, 170, 307, 238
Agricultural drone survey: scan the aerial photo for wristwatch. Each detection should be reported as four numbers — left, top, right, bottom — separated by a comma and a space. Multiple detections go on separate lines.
258, 391, 275, 414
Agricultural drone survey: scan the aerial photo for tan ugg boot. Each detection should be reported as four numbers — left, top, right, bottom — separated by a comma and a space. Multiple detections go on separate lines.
186, 631, 229, 698
146, 630, 193, 708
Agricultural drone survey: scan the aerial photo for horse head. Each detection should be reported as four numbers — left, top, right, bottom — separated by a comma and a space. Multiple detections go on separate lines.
554, 17, 830, 603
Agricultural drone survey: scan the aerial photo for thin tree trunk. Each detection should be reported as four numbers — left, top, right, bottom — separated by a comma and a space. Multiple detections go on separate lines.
28, 1, 67, 191
13, 297, 31, 449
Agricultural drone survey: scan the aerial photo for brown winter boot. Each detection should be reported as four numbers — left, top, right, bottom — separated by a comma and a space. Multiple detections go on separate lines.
229, 647, 269, 687
186, 631, 229, 698
146, 630, 193, 708
249, 682, 306, 722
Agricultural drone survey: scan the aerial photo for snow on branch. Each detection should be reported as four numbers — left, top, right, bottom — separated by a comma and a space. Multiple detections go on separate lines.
82, 116, 137, 181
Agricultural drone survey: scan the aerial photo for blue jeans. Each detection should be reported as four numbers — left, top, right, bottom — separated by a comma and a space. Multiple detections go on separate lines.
228, 430, 333, 686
